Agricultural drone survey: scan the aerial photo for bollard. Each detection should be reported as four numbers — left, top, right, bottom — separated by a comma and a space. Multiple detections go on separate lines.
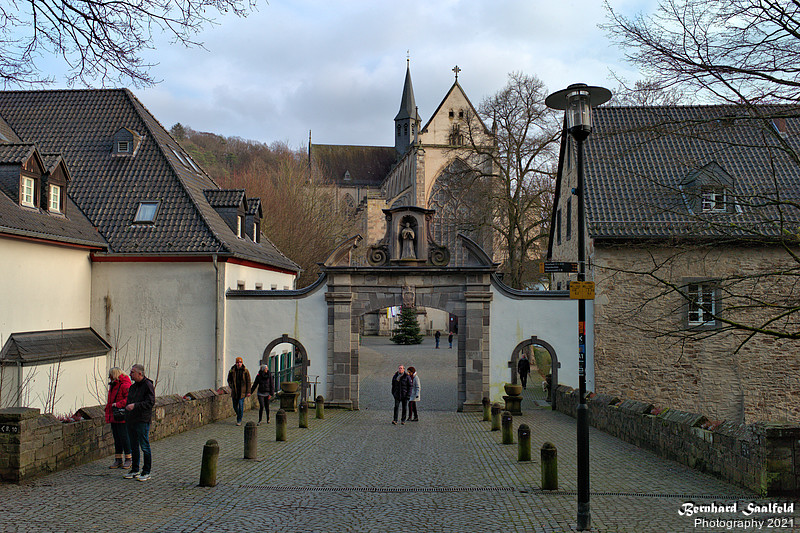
541, 441, 558, 490
199, 439, 219, 487
316, 395, 325, 419
244, 421, 257, 459
482, 397, 491, 422
490, 402, 502, 431
518, 424, 531, 462
501, 411, 514, 444
299, 401, 309, 428
276, 409, 287, 441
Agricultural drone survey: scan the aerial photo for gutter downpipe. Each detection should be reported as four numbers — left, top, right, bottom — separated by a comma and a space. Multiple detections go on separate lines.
213, 254, 225, 388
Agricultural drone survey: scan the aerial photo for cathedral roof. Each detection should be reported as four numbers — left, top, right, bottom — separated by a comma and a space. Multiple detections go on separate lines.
311, 144, 396, 186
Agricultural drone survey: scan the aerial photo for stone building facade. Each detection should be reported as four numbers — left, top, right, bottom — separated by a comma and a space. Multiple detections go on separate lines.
548, 104, 800, 424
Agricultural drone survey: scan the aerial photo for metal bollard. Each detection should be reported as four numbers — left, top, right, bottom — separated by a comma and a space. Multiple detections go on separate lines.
518, 424, 531, 461
316, 395, 325, 419
482, 397, 491, 422
299, 401, 309, 428
244, 421, 257, 459
501, 411, 514, 444
541, 441, 558, 490
276, 409, 287, 441
491, 402, 502, 431
199, 439, 219, 487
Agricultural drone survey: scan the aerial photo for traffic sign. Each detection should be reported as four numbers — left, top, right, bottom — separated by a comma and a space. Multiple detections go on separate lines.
570, 281, 595, 300
539, 261, 579, 273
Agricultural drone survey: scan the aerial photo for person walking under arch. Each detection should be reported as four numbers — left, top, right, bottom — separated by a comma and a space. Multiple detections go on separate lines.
518, 354, 531, 390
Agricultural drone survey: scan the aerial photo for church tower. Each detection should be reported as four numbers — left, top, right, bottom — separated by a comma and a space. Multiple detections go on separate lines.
394, 62, 421, 157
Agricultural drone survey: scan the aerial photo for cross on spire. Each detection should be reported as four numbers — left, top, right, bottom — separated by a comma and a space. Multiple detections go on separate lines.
452, 65, 461, 80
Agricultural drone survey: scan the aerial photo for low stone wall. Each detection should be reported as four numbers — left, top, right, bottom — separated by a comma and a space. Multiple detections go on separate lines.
0, 387, 256, 483
553, 385, 799, 496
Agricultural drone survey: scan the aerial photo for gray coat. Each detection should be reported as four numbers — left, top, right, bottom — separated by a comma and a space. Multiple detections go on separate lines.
409, 374, 421, 402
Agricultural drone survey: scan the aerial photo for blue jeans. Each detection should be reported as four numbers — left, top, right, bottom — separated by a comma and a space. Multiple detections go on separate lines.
126, 422, 151, 474
233, 398, 245, 423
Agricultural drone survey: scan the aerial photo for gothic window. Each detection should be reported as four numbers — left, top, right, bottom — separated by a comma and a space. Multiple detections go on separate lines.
449, 124, 464, 146
404, 123, 408, 136
397, 124, 401, 136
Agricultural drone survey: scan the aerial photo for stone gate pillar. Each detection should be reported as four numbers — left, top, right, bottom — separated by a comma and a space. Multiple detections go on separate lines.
326, 280, 356, 409
461, 282, 492, 412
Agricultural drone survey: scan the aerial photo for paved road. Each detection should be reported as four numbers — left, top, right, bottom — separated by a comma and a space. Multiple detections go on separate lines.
0, 336, 796, 532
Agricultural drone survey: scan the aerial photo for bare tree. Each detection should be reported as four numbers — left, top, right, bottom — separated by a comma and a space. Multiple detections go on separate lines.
1, 0, 259, 87
443, 72, 561, 288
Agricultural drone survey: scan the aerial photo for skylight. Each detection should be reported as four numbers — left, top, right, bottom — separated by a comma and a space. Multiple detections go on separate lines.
134, 201, 159, 223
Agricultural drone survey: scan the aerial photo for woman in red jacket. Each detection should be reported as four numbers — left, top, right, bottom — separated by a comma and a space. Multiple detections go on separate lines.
105, 367, 132, 469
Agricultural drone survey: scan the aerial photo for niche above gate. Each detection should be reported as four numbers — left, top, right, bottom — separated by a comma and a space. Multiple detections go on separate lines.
368, 206, 450, 267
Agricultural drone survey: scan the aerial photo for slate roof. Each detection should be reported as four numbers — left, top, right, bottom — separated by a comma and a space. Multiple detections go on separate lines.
0, 327, 111, 365
0, 89, 299, 272
311, 144, 397, 186
581, 105, 800, 241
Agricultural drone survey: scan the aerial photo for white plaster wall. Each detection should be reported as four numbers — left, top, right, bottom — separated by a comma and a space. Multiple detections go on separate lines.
91, 261, 217, 396
489, 287, 594, 402
224, 262, 296, 291
4, 356, 104, 414
225, 282, 329, 395
0, 237, 92, 342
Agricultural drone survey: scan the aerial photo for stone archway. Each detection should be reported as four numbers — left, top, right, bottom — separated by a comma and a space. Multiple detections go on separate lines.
261, 334, 310, 401
509, 336, 559, 410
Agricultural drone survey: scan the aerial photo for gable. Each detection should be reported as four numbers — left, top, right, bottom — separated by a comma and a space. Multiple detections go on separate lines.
419, 82, 490, 146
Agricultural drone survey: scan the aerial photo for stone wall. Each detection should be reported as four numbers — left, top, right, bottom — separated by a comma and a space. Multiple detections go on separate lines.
0, 387, 256, 483
553, 385, 800, 496
591, 244, 800, 424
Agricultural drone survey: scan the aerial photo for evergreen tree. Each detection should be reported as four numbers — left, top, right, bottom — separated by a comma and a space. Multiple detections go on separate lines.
390, 307, 424, 345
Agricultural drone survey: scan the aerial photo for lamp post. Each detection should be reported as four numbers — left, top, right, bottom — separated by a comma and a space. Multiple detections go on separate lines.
545, 83, 611, 531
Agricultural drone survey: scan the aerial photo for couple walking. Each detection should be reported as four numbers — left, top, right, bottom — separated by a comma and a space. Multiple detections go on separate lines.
391, 365, 421, 425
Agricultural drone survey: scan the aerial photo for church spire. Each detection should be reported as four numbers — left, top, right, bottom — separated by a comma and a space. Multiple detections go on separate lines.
394, 59, 421, 157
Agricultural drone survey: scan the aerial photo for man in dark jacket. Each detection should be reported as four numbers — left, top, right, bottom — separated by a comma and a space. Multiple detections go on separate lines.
124, 363, 155, 481
391, 365, 412, 425
227, 357, 252, 426
517, 354, 531, 390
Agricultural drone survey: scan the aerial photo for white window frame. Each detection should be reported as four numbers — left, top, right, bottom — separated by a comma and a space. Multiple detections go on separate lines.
49, 184, 61, 212
117, 141, 130, 153
253, 222, 259, 242
701, 187, 726, 212
21, 176, 35, 207
237, 215, 243, 238
688, 283, 716, 325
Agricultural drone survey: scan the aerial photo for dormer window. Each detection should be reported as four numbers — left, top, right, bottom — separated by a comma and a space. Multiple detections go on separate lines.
133, 201, 159, 223
701, 187, 726, 212
48, 184, 61, 213
253, 222, 260, 243
117, 141, 130, 153
112, 128, 141, 157
21, 176, 36, 207
237, 215, 243, 237
344, 171, 351, 181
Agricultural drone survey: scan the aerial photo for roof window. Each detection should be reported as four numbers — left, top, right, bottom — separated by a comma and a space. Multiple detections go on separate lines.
133, 201, 159, 223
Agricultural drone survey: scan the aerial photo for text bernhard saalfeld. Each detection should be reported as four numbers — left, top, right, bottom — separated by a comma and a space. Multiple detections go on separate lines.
678, 502, 795, 516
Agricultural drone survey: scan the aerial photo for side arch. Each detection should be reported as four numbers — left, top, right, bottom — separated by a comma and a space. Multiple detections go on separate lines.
261, 334, 310, 401
510, 336, 559, 410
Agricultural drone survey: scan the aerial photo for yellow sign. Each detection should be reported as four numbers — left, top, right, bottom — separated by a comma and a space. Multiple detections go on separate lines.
570, 281, 595, 300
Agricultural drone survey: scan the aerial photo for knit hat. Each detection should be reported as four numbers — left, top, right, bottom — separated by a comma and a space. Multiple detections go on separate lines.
235, 357, 243, 363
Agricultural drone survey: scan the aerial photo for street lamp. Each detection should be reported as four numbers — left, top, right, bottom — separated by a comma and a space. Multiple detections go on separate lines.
545, 83, 611, 532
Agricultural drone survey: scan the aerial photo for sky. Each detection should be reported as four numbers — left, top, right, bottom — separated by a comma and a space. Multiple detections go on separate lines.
60, 0, 657, 148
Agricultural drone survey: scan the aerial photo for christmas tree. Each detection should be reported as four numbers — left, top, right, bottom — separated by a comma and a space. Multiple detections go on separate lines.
390, 306, 424, 345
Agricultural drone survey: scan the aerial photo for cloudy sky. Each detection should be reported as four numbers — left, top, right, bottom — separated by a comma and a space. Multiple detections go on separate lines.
130, 1, 653, 147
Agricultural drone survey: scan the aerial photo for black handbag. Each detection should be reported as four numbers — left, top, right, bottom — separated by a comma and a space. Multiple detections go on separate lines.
112, 407, 126, 422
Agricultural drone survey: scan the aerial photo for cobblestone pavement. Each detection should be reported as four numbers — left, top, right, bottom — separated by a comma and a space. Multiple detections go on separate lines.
1, 336, 797, 533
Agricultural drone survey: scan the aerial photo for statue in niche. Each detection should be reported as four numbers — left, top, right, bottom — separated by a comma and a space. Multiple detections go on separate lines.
400, 222, 416, 259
